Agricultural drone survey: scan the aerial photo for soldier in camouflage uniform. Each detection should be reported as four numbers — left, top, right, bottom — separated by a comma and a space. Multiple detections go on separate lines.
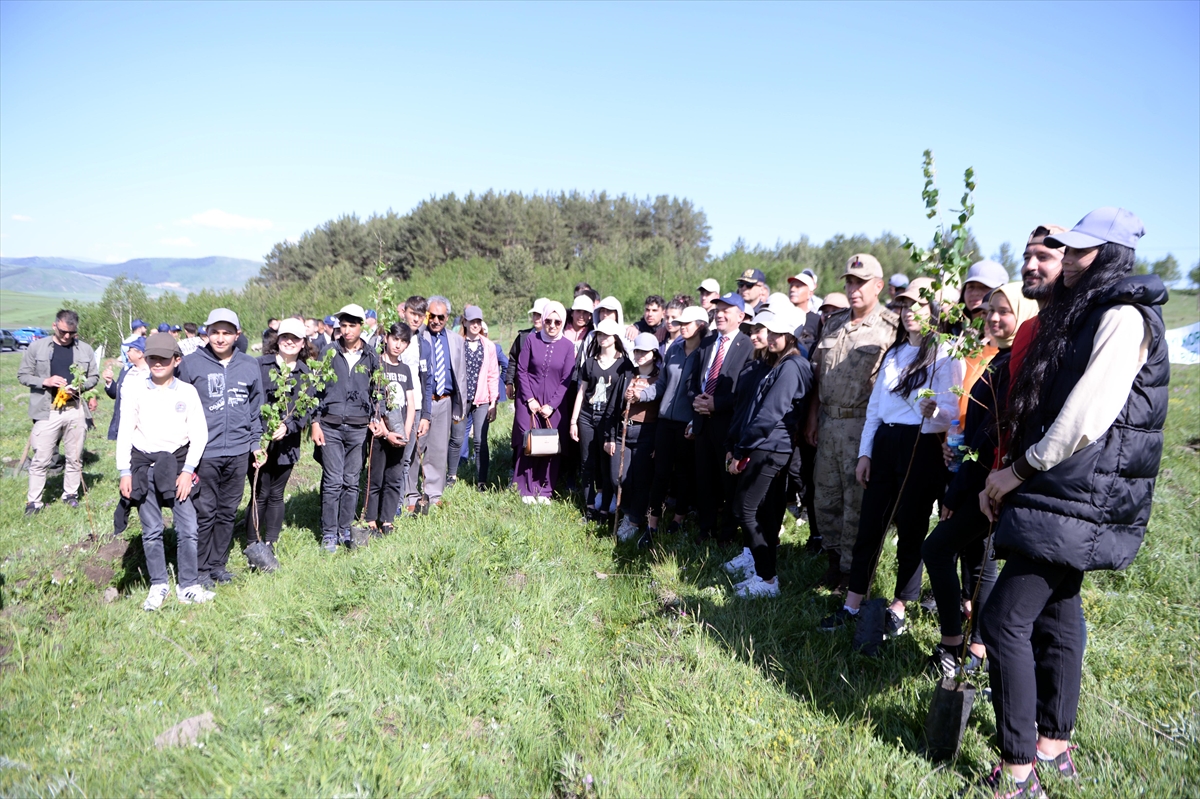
804, 254, 899, 593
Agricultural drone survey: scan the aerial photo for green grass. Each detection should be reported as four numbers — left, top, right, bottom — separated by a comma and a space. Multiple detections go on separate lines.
0, 292, 69, 330
0, 352, 1197, 798
1163, 289, 1199, 331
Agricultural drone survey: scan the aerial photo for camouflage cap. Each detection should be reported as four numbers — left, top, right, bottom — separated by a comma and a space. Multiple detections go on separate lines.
841, 254, 884, 280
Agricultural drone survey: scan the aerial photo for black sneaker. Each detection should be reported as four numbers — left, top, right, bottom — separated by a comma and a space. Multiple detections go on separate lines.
919, 593, 939, 615
62, 493, 80, 508
930, 644, 959, 680
884, 608, 907, 638
803, 535, 823, 554
198, 573, 217, 590
1036, 745, 1079, 780
819, 607, 857, 632
380, 523, 394, 537
637, 529, 654, 550
24, 502, 42, 516
968, 766, 1046, 798
666, 520, 683, 535
211, 568, 233, 585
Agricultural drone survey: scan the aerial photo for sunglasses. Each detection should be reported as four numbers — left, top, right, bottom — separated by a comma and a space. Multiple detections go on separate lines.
667, 320, 682, 327
56, 326, 78, 337
428, 314, 447, 321
544, 319, 563, 326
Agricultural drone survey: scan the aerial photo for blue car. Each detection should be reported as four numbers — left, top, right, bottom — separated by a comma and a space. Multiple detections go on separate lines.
12, 327, 47, 349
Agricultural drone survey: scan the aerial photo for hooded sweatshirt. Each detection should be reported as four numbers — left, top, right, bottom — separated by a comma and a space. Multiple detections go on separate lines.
178, 344, 264, 458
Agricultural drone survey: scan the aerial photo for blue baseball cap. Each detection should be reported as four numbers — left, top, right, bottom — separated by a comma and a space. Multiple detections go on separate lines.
715, 292, 746, 312
198, 326, 207, 336
1045, 207, 1144, 251
157, 323, 171, 333
131, 319, 146, 331
323, 315, 336, 326
127, 336, 146, 352
365, 309, 377, 319
737, 268, 767, 286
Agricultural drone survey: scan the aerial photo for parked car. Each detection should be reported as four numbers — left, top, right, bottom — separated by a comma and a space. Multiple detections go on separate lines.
12, 327, 47, 348
0, 329, 18, 352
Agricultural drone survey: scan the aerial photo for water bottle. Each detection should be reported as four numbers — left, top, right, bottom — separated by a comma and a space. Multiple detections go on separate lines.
946, 420, 964, 473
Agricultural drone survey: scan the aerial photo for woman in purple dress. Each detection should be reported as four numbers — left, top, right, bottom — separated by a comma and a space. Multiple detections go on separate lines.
514, 301, 576, 503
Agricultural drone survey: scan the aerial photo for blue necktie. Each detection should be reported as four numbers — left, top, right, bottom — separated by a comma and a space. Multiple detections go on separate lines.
434, 334, 447, 395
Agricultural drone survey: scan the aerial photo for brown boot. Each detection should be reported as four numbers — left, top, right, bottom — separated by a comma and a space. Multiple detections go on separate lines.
817, 550, 841, 589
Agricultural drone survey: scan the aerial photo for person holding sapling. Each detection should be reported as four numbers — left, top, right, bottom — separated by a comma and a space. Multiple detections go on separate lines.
246, 319, 320, 557
18, 308, 99, 515
820, 278, 963, 634
610, 333, 662, 546
311, 304, 380, 552
570, 317, 630, 522
922, 282, 1038, 679
178, 308, 265, 588
364, 322, 417, 534
975, 209, 1167, 797
398, 296, 433, 514
116, 332, 210, 609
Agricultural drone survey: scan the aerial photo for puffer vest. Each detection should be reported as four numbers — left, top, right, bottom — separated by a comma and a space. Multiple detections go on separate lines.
995, 275, 1169, 572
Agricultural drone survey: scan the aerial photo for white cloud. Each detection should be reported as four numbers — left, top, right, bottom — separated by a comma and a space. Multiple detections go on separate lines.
11, 214, 33, 222
161, 236, 197, 247
181, 209, 273, 231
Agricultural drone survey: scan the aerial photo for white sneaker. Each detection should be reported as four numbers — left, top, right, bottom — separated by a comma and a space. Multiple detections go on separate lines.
723, 547, 755, 575
735, 576, 780, 599
615, 517, 640, 542
142, 583, 169, 611
535, 496, 551, 505
521, 495, 536, 505
176, 584, 215, 604
733, 570, 762, 590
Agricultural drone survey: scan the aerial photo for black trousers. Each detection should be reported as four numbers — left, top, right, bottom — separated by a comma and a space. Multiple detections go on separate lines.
647, 419, 694, 521
246, 457, 294, 545
791, 440, 820, 537
612, 421, 655, 520
733, 449, 792, 581
981, 553, 1085, 765
318, 423, 369, 538
195, 454, 250, 576
577, 410, 611, 511
365, 435, 406, 525
694, 414, 737, 542
848, 425, 944, 601
922, 504, 998, 644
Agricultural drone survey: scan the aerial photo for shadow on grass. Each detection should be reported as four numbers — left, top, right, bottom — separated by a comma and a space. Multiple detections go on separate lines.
609, 523, 976, 769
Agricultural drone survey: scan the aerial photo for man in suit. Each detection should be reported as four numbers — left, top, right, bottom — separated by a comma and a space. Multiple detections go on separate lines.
418, 295, 466, 504
689, 292, 753, 545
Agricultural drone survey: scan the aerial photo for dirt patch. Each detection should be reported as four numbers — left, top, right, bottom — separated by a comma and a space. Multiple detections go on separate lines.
97, 538, 129, 561
82, 561, 115, 588
466, 716, 486, 738
504, 571, 528, 590
344, 607, 368, 623
374, 707, 402, 737
1184, 437, 1200, 454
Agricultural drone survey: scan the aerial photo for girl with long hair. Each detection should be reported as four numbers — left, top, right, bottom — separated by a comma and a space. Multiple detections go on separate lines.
364, 323, 416, 535
976, 209, 1166, 797
460, 306, 500, 489
634, 306, 708, 543
570, 318, 630, 522
247, 320, 317, 558
921, 283, 1038, 678
726, 308, 813, 598
611, 333, 662, 544
820, 277, 964, 633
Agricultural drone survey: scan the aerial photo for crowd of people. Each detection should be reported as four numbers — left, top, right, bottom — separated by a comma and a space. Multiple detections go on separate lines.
16, 207, 1169, 798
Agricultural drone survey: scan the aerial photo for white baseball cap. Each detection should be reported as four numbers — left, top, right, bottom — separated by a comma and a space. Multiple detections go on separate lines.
698, 278, 720, 294
571, 295, 595, 312
528, 297, 549, 316
788, 272, 816, 290
677, 306, 709, 325
277, 318, 306, 339
336, 303, 366, 322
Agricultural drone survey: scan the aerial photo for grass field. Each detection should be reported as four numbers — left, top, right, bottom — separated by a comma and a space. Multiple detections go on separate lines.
0, 291, 72, 330
0, 328, 1197, 794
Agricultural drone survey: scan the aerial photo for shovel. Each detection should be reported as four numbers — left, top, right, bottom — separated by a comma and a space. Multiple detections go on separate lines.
245, 465, 280, 573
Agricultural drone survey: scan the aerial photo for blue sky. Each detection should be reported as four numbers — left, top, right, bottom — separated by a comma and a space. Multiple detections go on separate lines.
1, 1, 1197, 269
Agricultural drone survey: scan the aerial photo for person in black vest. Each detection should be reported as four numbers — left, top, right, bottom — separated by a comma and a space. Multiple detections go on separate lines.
689, 292, 753, 545
976, 208, 1167, 797
311, 304, 380, 552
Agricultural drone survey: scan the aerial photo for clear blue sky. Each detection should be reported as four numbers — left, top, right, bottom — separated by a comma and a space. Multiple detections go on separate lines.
2, 0, 1197, 269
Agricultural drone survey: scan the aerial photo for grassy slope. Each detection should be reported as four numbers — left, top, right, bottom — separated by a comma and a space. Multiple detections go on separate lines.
0, 358, 1197, 794
0, 292, 74, 330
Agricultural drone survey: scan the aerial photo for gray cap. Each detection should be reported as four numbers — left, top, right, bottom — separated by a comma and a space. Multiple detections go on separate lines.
1045, 207, 1145, 251
462, 304, 484, 322
204, 308, 240, 329
963, 260, 1010, 290
632, 332, 659, 352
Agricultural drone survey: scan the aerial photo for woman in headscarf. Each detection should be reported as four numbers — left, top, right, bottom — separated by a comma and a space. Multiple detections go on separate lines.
922, 282, 1039, 679
513, 301, 577, 504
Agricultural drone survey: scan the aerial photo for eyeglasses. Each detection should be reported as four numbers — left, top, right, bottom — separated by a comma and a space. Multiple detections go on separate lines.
544, 319, 563, 327
428, 314, 447, 321
667, 320, 682, 327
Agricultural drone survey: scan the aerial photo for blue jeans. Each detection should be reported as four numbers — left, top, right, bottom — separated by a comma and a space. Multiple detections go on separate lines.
138, 469, 200, 587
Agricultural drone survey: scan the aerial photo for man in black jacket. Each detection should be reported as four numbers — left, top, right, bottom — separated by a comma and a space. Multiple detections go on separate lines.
311, 304, 380, 551
178, 308, 265, 587
690, 292, 753, 545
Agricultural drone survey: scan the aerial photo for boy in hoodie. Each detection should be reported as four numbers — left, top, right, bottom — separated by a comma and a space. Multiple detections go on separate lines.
178, 308, 264, 587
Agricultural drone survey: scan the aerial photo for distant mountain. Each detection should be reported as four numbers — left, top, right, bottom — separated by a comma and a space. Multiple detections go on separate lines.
0, 255, 262, 297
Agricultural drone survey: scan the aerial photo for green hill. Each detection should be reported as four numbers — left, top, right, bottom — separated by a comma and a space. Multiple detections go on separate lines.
0, 255, 262, 297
